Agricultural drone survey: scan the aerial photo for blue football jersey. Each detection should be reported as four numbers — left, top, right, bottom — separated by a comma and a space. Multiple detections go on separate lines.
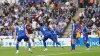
51, 29, 58, 35
82, 26, 88, 36
15, 25, 26, 36
39, 26, 51, 36
72, 23, 77, 34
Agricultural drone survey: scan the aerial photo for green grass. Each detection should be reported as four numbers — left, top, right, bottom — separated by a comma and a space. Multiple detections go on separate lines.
0, 46, 100, 56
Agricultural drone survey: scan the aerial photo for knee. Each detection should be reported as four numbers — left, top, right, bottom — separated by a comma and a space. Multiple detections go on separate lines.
16, 41, 19, 44
32, 38, 34, 42
71, 39, 74, 44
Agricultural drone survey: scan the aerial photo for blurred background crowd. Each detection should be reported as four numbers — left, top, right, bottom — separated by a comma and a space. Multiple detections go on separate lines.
79, 1, 100, 35
0, 0, 77, 36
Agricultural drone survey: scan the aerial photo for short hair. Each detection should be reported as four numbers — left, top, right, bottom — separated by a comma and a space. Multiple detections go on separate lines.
72, 19, 76, 23
81, 21, 85, 25
18, 21, 22, 25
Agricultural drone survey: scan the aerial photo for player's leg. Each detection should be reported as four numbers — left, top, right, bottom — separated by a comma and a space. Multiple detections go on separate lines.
43, 37, 48, 51
99, 37, 100, 46
30, 34, 35, 48
53, 36, 56, 47
55, 36, 58, 47
24, 35, 32, 53
26, 40, 32, 53
51, 37, 65, 49
51, 37, 61, 46
16, 37, 22, 54
50, 36, 64, 49
16, 41, 19, 54
25, 34, 35, 50
84, 37, 90, 50
71, 39, 75, 51
25, 42, 28, 50
76, 38, 80, 46
53, 41, 55, 47
71, 34, 76, 51
84, 40, 90, 50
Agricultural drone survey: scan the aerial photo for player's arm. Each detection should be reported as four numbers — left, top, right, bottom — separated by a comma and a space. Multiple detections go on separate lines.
24, 25, 29, 35
13, 30, 17, 41
25, 29, 29, 35
83, 28, 88, 34
30, 24, 34, 31
97, 31, 99, 37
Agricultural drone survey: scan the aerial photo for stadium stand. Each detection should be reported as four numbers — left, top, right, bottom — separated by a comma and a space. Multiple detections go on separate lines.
78, 2, 100, 35
0, 0, 77, 37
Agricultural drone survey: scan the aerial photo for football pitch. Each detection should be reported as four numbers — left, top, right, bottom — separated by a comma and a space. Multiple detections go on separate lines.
0, 46, 100, 56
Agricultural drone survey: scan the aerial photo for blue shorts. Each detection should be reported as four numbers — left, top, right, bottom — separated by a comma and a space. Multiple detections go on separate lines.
71, 34, 76, 39
54, 35, 58, 39
17, 35, 29, 42
43, 33, 53, 41
83, 35, 88, 41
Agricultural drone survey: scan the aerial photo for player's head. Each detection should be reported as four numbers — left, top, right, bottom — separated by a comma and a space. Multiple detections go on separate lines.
26, 19, 30, 25
71, 19, 76, 24
40, 23, 45, 26
18, 21, 23, 26
81, 21, 85, 26
10, 24, 15, 31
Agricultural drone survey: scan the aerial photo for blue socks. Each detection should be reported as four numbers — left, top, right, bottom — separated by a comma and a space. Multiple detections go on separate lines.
43, 41, 46, 48
76, 39, 80, 46
71, 44, 75, 50
53, 42, 55, 47
99, 38, 100, 45
55, 41, 61, 46
86, 43, 90, 48
28, 43, 31, 48
16, 44, 19, 50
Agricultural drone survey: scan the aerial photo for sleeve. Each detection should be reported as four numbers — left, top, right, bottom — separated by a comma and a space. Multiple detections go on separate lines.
39, 31, 43, 35
76, 23, 79, 28
84, 27, 87, 32
56, 30, 59, 35
24, 25, 26, 29
38, 26, 41, 30
72, 25, 73, 29
14, 26, 17, 31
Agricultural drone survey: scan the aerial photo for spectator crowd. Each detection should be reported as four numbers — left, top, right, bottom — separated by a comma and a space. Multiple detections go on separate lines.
0, 0, 77, 36
79, 1, 100, 35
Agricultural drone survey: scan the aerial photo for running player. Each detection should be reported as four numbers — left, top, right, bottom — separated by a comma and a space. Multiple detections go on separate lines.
81, 22, 90, 50
51, 26, 59, 48
39, 24, 64, 51
26, 20, 35, 49
13, 21, 32, 54
97, 28, 100, 46
71, 19, 77, 51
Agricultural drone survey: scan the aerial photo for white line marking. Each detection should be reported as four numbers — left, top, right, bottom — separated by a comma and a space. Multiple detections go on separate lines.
37, 55, 46, 56
36, 51, 100, 56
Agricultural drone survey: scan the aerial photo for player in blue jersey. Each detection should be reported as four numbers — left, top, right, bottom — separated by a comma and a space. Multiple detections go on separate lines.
13, 22, 32, 54
39, 24, 64, 51
81, 22, 90, 50
71, 19, 77, 51
97, 28, 100, 46
51, 27, 59, 47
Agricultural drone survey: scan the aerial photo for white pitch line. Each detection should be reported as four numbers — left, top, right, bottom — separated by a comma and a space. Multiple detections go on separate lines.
36, 51, 100, 56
